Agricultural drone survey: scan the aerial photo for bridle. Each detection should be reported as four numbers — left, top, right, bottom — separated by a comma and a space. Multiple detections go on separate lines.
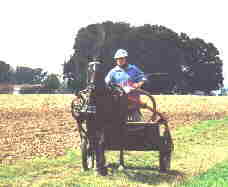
87, 61, 101, 85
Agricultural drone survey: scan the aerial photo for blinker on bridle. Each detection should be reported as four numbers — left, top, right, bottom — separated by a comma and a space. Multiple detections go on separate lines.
87, 61, 101, 85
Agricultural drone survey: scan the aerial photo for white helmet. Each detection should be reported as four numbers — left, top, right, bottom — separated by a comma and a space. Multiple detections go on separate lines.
114, 49, 128, 59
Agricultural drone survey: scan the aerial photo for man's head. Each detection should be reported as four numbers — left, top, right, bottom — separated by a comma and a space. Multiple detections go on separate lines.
114, 49, 128, 68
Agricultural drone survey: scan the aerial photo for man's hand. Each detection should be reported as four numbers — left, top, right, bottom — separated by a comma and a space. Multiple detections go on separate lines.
132, 81, 144, 89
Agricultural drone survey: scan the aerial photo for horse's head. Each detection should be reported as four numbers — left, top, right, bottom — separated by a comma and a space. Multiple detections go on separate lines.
87, 61, 102, 85
72, 59, 127, 123
86, 60, 108, 95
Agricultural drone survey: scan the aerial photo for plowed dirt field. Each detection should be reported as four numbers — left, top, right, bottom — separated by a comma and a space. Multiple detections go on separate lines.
1, 94, 228, 164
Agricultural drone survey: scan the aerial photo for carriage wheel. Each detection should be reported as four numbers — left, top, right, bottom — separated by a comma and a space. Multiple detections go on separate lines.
127, 89, 157, 122
159, 128, 173, 172
159, 143, 171, 172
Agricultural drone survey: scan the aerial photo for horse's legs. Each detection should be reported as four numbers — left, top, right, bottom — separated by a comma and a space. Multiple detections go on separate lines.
119, 149, 125, 170
95, 129, 107, 176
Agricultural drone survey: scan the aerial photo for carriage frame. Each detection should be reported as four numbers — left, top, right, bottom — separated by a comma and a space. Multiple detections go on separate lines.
71, 60, 174, 174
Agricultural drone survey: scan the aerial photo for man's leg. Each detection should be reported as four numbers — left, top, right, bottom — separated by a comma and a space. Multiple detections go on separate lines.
127, 91, 157, 122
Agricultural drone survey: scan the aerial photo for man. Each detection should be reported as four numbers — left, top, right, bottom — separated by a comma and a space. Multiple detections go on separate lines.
105, 49, 146, 92
105, 49, 155, 118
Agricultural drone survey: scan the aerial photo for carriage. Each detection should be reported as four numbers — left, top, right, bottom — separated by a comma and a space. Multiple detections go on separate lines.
71, 60, 174, 175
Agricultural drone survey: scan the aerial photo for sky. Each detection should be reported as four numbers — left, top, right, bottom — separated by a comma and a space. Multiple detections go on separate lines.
0, 0, 227, 86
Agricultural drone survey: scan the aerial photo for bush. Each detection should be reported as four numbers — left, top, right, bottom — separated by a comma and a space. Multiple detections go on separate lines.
43, 74, 60, 90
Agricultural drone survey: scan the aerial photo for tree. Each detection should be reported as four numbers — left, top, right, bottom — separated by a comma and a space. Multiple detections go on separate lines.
44, 74, 60, 90
219, 87, 228, 96
31, 68, 47, 84
14, 66, 47, 84
63, 21, 223, 94
64, 22, 183, 93
178, 36, 223, 93
0, 60, 11, 83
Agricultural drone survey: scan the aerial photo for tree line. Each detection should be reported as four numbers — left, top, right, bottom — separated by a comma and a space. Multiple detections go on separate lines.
0, 62, 61, 91
63, 21, 224, 94
0, 62, 46, 84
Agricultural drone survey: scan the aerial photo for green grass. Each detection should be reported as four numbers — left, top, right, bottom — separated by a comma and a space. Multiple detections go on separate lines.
0, 117, 228, 187
178, 160, 228, 187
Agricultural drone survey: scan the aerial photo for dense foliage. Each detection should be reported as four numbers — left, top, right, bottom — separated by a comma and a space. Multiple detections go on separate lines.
63, 21, 223, 94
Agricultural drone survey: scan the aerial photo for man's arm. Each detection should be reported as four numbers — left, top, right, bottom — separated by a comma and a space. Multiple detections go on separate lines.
131, 65, 147, 88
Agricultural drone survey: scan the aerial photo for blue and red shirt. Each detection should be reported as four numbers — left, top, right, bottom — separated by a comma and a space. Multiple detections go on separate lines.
105, 64, 147, 88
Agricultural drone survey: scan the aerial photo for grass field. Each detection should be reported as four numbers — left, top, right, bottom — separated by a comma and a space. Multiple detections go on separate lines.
179, 159, 228, 187
0, 94, 228, 186
0, 118, 227, 186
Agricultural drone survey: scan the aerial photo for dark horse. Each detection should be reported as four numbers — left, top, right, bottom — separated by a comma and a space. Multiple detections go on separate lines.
72, 60, 128, 176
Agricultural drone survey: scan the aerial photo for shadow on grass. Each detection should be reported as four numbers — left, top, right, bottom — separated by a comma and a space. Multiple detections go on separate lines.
107, 163, 186, 186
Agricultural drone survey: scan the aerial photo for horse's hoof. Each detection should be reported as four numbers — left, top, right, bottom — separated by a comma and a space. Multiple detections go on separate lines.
87, 156, 94, 169
118, 165, 125, 171
95, 168, 108, 176
81, 168, 87, 172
